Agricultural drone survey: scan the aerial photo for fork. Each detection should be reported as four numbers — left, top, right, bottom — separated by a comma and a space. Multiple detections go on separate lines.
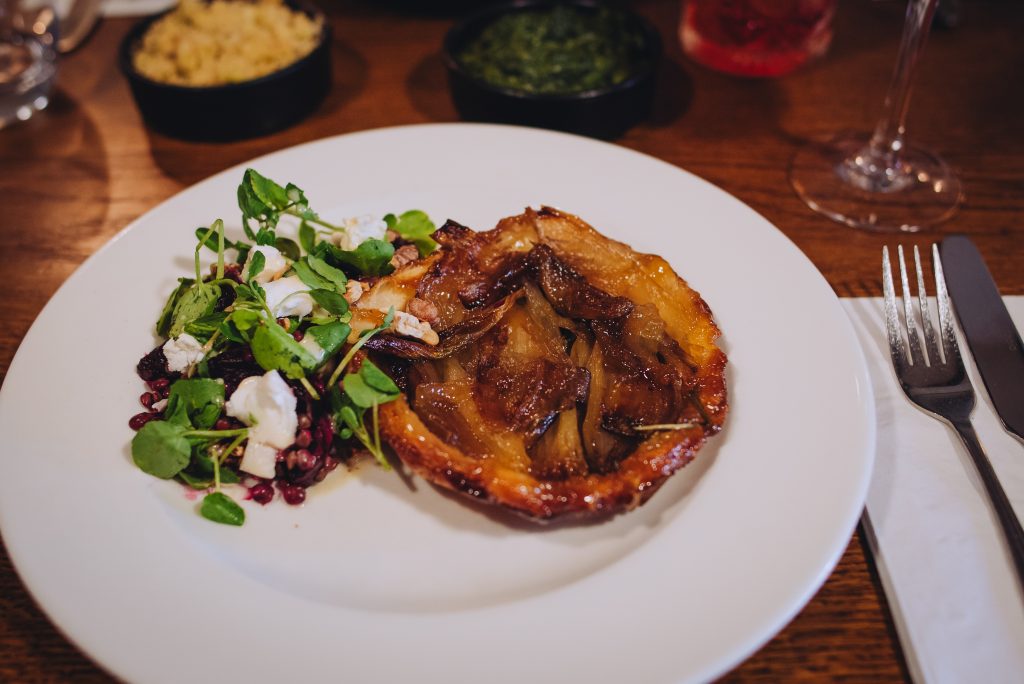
883, 244, 1024, 592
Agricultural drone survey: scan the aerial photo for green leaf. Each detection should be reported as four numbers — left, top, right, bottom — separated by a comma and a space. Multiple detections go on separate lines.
246, 250, 266, 282
165, 378, 225, 429
156, 278, 194, 337
200, 492, 245, 526
195, 226, 246, 253
342, 374, 377, 409
292, 259, 332, 291
359, 359, 401, 396
275, 237, 301, 262
237, 177, 269, 219
307, 254, 347, 291
298, 221, 316, 254
184, 312, 228, 343
195, 226, 220, 252
132, 421, 191, 479
343, 361, 400, 409
250, 321, 318, 379
169, 284, 219, 338
309, 289, 349, 316
307, 321, 350, 356
390, 209, 439, 256
254, 227, 276, 247
322, 239, 395, 277
339, 404, 360, 431
178, 470, 213, 489
246, 169, 290, 210
220, 309, 260, 343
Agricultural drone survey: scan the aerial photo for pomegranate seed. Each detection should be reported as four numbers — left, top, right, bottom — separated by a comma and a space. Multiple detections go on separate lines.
297, 414, 312, 429
295, 429, 312, 448
129, 412, 156, 430
280, 484, 306, 505
215, 418, 232, 431
292, 330, 304, 341
296, 449, 317, 471
140, 392, 158, 409
249, 483, 274, 505
149, 377, 170, 392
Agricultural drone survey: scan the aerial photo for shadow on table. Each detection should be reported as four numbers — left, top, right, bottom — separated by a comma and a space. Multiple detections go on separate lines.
406, 52, 459, 124
1, 90, 110, 246
144, 40, 368, 186
646, 57, 694, 129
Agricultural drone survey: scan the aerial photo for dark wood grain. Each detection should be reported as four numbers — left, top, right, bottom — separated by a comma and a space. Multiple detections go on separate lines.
1, 0, 1020, 681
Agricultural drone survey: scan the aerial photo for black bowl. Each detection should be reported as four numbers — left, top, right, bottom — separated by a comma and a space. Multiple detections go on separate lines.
442, 0, 662, 140
119, 2, 331, 142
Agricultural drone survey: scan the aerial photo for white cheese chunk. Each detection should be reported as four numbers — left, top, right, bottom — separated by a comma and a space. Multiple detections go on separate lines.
225, 371, 298, 479
345, 280, 365, 304
239, 441, 279, 480
163, 333, 205, 373
392, 310, 439, 346
262, 275, 314, 319
331, 215, 388, 251
243, 245, 290, 284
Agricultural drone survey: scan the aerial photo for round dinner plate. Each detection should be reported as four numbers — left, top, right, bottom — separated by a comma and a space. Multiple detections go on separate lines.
0, 124, 874, 683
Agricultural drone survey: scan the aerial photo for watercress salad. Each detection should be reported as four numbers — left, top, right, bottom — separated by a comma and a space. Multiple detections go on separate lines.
130, 169, 439, 526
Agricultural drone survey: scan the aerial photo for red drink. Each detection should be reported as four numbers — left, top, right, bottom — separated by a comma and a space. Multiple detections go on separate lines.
680, 0, 836, 77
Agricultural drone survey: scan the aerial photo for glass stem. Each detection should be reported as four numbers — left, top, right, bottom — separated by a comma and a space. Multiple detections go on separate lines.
838, 0, 941, 192
864, 0, 940, 171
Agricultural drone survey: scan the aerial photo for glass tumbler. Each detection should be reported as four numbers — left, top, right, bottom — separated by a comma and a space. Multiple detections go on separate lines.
680, 0, 837, 77
0, 0, 57, 128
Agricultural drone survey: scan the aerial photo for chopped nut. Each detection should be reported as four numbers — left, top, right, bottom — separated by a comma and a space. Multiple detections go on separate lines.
407, 297, 439, 324
390, 244, 420, 269
385, 229, 399, 243
392, 310, 440, 346
345, 280, 365, 304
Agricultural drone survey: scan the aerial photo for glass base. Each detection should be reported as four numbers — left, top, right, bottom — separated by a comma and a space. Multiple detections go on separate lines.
788, 132, 962, 233
0, 34, 57, 129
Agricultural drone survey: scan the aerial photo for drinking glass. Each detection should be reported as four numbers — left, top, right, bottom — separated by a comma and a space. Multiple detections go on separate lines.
0, 0, 57, 129
788, 0, 961, 233
680, 0, 837, 78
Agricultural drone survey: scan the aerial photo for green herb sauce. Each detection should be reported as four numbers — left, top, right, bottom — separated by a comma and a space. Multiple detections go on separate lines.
457, 4, 648, 95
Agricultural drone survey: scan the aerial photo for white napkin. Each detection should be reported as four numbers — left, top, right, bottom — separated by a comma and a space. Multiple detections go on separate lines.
844, 297, 1024, 684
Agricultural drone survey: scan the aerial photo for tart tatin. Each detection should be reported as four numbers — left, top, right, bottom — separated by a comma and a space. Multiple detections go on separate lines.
369, 208, 728, 521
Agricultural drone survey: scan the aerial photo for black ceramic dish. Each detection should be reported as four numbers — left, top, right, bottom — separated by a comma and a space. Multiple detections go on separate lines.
119, 2, 331, 142
442, 0, 661, 140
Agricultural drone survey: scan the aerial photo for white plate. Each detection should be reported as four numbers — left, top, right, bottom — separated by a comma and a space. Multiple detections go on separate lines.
0, 124, 874, 683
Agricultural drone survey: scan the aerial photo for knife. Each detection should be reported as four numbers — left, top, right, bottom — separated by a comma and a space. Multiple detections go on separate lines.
940, 235, 1024, 442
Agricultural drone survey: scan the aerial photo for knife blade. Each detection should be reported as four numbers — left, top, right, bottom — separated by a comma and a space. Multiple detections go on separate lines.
940, 235, 1024, 442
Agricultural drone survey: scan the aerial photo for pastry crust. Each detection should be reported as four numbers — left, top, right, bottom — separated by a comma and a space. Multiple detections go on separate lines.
377, 208, 728, 520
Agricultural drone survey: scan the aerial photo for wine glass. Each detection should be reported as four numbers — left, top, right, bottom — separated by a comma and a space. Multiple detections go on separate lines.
788, 0, 962, 233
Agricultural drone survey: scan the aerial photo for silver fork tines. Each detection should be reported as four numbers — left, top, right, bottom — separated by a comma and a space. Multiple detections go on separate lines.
882, 244, 1024, 595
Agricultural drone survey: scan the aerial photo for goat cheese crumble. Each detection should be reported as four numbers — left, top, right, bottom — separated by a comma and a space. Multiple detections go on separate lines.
225, 370, 298, 479
163, 333, 206, 373
331, 215, 388, 251
262, 275, 315, 319
244, 245, 290, 283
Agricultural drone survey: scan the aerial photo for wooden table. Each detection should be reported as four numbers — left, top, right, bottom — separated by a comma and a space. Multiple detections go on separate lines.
1, 0, 1021, 680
